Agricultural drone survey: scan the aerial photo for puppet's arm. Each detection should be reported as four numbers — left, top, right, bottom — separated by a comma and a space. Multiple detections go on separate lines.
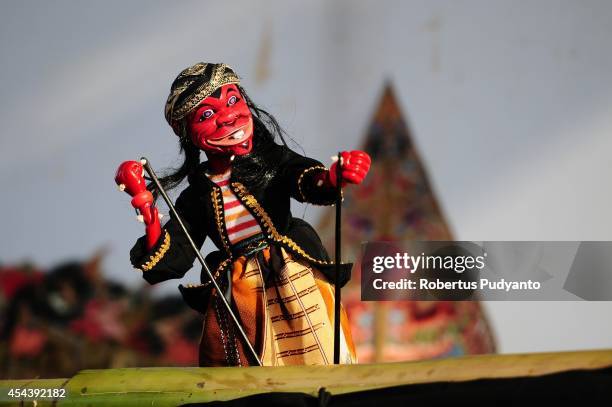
279, 147, 371, 205
129, 186, 206, 284
115, 161, 205, 284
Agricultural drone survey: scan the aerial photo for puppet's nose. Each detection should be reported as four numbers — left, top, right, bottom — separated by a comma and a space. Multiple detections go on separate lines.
218, 111, 238, 126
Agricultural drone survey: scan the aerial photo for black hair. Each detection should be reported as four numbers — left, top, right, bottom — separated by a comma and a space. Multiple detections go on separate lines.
150, 85, 289, 201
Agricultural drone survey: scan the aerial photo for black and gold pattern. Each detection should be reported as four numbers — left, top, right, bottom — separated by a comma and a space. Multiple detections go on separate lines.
140, 230, 171, 272
231, 181, 333, 267
129, 142, 353, 316
211, 186, 232, 257
297, 165, 327, 202
164, 62, 241, 131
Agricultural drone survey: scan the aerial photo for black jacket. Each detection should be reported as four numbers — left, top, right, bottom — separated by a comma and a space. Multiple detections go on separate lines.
130, 142, 351, 312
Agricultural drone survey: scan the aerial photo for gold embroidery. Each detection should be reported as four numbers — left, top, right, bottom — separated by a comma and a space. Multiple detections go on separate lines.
171, 64, 240, 121
231, 182, 333, 266
182, 188, 234, 289
181, 62, 208, 77
141, 230, 171, 272
297, 165, 326, 202
211, 187, 232, 256
296, 165, 344, 206
184, 257, 232, 289
184, 179, 340, 289
214, 257, 232, 279
164, 79, 197, 122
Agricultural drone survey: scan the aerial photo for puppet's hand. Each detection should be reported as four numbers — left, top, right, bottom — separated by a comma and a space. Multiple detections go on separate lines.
115, 160, 162, 249
115, 160, 155, 216
115, 160, 147, 197
328, 150, 371, 187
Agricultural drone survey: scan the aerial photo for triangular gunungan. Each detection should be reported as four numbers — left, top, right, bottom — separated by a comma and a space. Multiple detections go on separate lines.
317, 83, 496, 362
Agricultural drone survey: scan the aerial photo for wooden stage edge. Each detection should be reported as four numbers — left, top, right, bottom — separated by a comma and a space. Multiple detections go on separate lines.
1, 348, 611, 406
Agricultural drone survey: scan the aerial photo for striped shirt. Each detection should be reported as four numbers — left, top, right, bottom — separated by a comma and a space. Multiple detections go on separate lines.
207, 169, 263, 245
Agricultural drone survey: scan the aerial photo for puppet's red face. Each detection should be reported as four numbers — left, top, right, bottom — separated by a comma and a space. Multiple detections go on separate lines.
188, 84, 254, 156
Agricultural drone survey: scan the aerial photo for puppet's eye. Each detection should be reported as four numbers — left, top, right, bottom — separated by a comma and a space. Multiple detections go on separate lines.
227, 95, 238, 106
199, 109, 214, 122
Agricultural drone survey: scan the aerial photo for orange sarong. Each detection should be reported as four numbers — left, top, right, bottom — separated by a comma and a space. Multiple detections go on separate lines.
199, 247, 356, 366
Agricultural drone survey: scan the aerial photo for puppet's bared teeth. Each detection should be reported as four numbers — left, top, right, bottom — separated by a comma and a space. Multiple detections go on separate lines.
229, 130, 244, 140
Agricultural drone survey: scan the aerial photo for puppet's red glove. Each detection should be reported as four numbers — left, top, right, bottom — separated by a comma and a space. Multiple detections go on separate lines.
327, 150, 371, 187
115, 160, 162, 250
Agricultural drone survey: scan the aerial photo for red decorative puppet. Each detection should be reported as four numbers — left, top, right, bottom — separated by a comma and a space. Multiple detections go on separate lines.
115, 63, 370, 366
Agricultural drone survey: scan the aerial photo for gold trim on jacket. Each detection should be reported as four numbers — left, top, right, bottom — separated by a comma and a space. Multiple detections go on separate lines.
140, 230, 171, 272
231, 182, 333, 266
